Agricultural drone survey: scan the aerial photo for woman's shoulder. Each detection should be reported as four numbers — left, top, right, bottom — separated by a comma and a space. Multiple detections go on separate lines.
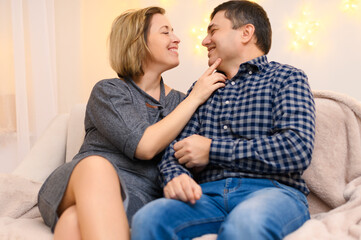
92, 78, 131, 93
164, 88, 186, 110
164, 84, 172, 96
164, 86, 186, 102
95, 78, 128, 88
88, 78, 134, 102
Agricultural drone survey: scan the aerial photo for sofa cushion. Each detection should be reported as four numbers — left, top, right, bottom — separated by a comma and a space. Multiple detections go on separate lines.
65, 104, 86, 163
13, 114, 69, 183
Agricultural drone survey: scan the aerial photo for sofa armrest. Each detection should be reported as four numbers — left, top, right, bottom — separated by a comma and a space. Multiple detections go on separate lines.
12, 113, 69, 183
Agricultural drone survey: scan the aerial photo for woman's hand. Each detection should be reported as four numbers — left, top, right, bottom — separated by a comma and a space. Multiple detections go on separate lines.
188, 58, 226, 105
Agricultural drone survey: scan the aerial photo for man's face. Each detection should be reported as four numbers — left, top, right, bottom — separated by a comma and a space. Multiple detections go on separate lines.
202, 11, 242, 69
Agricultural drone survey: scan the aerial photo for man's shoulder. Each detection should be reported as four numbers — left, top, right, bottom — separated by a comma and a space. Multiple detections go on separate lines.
268, 61, 305, 75
264, 61, 309, 91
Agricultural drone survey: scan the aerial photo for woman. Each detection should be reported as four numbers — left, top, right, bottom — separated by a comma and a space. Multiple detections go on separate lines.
38, 6, 226, 240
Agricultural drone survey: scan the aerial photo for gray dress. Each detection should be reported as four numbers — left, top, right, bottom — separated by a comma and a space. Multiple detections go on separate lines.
38, 77, 185, 231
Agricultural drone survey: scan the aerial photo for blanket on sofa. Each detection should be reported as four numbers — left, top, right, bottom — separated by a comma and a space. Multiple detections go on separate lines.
0, 173, 52, 239
0, 90, 360, 240
285, 90, 361, 240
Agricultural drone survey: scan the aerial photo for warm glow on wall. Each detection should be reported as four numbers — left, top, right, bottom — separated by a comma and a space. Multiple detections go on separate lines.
158, 0, 176, 7
288, 8, 320, 50
190, 16, 210, 55
342, 0, 360, 11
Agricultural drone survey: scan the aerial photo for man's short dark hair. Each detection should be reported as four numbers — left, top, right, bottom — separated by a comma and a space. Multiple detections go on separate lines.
211, 0, 272, 54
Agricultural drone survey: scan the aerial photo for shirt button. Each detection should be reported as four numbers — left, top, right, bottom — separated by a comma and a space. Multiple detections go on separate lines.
231, 81, 235, 85
249, 71, 253, 74
225, 100, 230, 104
223, 125, 228, 130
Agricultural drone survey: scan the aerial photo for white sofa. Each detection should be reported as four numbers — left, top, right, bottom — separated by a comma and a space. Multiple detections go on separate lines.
1, 90, 361, 240
0, 104, 86, 240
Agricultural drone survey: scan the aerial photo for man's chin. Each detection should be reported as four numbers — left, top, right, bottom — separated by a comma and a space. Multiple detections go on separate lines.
208, 58, 216, 67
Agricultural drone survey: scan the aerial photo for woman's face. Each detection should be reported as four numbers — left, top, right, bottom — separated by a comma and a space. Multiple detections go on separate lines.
145, 14, 180, 73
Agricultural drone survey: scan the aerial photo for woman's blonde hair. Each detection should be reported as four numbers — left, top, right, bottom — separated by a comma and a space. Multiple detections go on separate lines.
109, 6, 165, 79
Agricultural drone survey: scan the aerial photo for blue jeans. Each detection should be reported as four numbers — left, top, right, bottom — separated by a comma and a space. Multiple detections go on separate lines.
131, 178, 310, 240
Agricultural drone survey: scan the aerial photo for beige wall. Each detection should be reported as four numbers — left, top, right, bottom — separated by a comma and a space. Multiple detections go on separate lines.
0, 0, 16, 132
55, 0, 141, 114
54, 0, 82, 114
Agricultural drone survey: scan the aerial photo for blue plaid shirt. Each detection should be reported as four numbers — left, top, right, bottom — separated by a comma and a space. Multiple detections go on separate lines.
159, 55, 316, 195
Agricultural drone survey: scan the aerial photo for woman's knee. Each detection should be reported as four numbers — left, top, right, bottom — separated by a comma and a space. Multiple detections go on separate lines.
58, 156, 121, 214
71, 156, 121, 191
74, 156, 117, 177
54, 206, 81, 240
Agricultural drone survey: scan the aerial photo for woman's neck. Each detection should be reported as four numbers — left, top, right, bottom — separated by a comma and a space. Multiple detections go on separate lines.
133, 71, 162, 100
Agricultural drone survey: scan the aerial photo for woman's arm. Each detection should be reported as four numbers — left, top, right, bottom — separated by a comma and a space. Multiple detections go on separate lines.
135, 58, 225, 160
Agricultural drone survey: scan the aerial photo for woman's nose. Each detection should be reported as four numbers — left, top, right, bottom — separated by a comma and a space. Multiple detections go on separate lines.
172, 33, 180, 44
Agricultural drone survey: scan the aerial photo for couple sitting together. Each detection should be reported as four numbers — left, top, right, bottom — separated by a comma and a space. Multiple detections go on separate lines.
38, 1, 316, 239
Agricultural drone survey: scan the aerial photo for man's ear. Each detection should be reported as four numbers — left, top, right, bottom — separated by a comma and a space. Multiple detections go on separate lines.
240, 24, 256, 44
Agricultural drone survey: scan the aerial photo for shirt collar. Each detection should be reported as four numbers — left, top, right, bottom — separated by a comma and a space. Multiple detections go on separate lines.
240, 55, 269, 72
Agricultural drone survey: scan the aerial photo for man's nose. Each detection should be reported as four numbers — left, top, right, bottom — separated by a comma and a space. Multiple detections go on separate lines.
202, 34, 210, 47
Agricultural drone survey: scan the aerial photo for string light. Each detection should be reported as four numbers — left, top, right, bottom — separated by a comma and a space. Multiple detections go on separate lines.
342, 0, 360, 11
288, 8, 320, 50
190, 16, 210, 55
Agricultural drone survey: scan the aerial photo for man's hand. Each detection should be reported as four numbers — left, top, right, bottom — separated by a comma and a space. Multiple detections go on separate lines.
174, 135, 212, 169
163, 174, 202, 204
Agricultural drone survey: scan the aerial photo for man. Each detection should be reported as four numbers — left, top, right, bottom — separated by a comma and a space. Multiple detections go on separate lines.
131, 1, 316, 239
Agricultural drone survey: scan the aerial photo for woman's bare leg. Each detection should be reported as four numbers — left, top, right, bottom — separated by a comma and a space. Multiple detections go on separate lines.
53, 156, 130, 240
54, 206, 81, 240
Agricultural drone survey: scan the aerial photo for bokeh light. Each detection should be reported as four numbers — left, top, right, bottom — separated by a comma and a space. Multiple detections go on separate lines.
288, 8, 320, 50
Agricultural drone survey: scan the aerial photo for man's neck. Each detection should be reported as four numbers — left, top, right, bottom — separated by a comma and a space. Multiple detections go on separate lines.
224, 49, 264, 79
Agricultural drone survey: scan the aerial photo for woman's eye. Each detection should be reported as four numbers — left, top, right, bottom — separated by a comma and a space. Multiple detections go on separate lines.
162, 32, 169, 35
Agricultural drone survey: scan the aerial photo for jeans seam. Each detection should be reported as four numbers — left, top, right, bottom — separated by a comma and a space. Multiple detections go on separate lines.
223, 190, 229, 212
173, 217, 225, 239
270, 180, 308, 207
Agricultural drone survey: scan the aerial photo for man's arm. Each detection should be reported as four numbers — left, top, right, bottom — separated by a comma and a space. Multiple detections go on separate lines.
158, 90, 203, 203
